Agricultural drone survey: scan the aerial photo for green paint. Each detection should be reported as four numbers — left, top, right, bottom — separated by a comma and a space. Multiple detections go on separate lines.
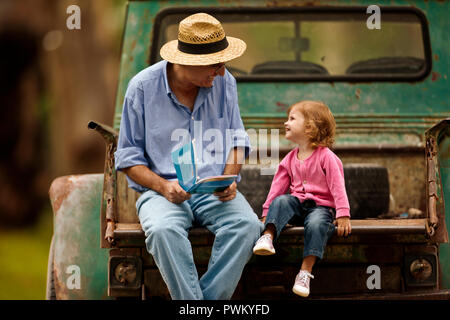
114, 0, 449, 145
53, 175, 111, 299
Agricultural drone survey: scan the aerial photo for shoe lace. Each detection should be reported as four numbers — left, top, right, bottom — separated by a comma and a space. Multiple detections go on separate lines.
297, 271, 314, 285
257, 234, 272, 244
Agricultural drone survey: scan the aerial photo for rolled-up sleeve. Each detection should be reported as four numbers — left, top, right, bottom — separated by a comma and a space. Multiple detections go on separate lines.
226, 75, 251, 158
115, 80, 148, 171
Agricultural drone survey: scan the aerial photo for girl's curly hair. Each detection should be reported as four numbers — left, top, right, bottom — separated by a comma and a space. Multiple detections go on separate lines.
287, 100, 336, 148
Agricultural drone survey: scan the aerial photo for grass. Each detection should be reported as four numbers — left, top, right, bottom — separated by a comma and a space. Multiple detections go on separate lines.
0, 206, 53, 300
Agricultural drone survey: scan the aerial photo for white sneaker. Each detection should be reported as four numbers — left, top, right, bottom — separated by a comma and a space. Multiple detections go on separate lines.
252, 234, 275, 255
292, 270, 314, 297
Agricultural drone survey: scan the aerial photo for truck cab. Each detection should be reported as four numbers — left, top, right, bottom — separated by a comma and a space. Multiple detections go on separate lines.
47, 0, 449, 300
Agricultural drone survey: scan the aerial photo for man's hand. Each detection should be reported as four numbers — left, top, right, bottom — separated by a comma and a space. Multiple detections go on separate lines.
333, 217, 351, 237
161, 181, 191, 204
214, 181, 237, 202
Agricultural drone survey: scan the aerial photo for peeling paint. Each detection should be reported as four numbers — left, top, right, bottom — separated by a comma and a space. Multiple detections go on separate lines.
49, 176, 75, 214
51, 174, 111, 299
431, 71, 441, 82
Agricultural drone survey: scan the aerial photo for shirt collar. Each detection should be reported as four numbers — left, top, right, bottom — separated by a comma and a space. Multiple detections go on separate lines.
162, 60, 172, 96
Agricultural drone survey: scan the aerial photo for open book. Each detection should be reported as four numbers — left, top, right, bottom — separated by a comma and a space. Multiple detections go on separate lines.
171, 140, 237, 194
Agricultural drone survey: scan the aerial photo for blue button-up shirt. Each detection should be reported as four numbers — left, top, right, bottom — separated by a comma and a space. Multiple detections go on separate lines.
115, 60, 251, 193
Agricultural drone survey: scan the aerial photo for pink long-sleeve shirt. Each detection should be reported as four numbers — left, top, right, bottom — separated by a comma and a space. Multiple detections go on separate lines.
262, 146, 350, 219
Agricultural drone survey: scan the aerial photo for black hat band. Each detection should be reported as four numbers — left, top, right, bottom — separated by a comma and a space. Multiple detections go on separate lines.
177, 37, 229, 55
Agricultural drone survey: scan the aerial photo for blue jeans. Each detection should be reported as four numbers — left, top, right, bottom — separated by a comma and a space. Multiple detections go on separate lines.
136, 189, 263, 300
265, 194, 336, 260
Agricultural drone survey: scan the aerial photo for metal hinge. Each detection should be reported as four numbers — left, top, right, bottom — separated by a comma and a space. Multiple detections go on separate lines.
88, 120, 118, 246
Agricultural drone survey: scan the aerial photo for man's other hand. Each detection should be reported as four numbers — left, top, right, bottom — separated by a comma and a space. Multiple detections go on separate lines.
214, 181, 237, 202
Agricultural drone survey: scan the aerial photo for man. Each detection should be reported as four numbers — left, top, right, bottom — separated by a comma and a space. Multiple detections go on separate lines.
115, 13, 262, 300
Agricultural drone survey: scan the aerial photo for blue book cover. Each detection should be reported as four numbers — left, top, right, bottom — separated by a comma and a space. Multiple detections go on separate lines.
171, 140, 237, 194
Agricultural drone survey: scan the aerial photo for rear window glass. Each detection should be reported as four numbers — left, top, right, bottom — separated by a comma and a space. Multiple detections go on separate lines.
152, 7, 430, 81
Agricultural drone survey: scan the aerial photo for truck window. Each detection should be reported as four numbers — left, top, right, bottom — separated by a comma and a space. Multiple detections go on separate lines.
152, 7, 430, 81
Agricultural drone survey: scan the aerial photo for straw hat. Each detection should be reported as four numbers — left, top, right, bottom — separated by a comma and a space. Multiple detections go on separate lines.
160, 13, 246, 66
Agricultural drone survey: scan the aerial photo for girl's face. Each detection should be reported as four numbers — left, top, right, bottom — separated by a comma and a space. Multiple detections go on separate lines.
284, 108, 307, 143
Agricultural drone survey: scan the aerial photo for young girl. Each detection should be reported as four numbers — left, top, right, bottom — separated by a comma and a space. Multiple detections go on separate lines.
252, 100, 351, 297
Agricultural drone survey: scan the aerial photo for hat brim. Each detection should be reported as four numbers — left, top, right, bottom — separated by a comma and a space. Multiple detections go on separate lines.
160, 37, 247, 66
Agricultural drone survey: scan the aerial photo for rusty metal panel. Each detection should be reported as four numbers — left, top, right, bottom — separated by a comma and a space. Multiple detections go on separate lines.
49, 174, 110, 300
425, 118, 449, 243
88, 121, 118, 248
425, 118, 450, 290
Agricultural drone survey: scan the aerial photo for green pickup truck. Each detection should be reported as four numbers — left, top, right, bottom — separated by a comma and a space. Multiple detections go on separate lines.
46, 0, 449, 300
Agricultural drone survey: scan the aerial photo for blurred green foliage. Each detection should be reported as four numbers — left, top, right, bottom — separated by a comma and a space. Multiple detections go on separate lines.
0, 206, 53, 300
0, 0, 127, 300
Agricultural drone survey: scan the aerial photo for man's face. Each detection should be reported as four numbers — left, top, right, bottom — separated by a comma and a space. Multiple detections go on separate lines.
183, 63, 226, 87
